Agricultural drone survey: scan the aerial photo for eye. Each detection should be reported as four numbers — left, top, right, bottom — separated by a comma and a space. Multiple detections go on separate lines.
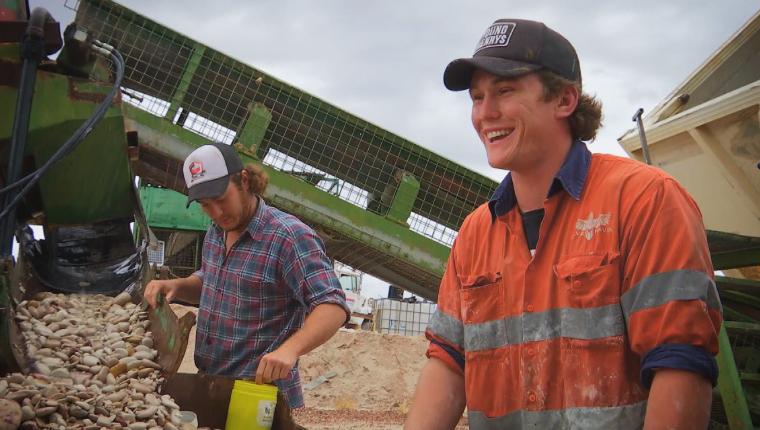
469, 91, 484, 103
498, 86, 514, 95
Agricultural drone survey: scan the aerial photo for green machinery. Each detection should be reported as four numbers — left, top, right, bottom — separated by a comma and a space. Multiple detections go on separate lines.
138, 184, 210, 279
0, 0, 149, 374
72, 0, 497, 302
2, 0, 760, 428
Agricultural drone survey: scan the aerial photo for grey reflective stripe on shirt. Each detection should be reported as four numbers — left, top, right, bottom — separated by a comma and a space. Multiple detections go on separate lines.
429, 309, 464, 348
468, 401, 647, 430
621, 269, 722, 324
463, 304, 625, 352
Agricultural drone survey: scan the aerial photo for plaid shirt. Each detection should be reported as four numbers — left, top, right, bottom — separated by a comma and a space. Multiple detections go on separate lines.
192, 198, 349, 408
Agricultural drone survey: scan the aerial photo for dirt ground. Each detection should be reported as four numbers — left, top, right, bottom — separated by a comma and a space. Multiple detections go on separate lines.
170, 304, 467, 429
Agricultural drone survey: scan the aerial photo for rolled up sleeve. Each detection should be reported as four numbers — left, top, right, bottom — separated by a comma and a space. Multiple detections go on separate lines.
620, 176, 722, 386
281, 224, 350, 322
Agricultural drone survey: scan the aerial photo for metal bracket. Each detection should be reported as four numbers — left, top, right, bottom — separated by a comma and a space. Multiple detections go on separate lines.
632, 108, 653, 165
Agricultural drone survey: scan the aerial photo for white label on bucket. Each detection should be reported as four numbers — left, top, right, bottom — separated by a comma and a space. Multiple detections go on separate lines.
257, 400, 275, 427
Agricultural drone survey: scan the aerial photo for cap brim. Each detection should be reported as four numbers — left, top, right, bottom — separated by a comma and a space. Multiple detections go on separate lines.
186, 175, 230, 208
443, 57, 542, 91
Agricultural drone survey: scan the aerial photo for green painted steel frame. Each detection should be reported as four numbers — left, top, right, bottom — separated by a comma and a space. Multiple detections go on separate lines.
74, 0, 498, 237
165, 42, 206, 121
238, 102, 272, 155
717, 325, 754, 430
713, 249, 760, 271
708, 230, 760, 270
124, 105, 450, 300
0, 59, 135, 224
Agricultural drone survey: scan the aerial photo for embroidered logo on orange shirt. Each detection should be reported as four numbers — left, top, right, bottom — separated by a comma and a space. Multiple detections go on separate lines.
575, 212, 612, 240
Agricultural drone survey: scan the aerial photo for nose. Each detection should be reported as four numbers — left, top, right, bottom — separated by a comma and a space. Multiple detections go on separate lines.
472, 93, 501, 128
480, 93, 501, 120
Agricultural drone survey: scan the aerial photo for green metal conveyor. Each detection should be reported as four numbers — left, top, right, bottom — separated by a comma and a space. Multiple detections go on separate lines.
74, 0, 498, 301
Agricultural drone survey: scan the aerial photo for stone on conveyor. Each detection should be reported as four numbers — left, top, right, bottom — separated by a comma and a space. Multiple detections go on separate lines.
112, 291, 133, 307
0, 399, 22, 430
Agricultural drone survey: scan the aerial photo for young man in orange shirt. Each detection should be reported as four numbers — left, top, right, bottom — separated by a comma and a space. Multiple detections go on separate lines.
406, 19, 721, 430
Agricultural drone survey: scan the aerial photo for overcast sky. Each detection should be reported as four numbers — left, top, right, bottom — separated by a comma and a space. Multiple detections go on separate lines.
30, 1, 760, 297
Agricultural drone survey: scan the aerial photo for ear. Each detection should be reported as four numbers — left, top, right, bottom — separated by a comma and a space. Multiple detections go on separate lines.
555, 85, 579, 120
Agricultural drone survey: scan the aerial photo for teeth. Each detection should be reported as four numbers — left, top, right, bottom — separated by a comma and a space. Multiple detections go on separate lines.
486, 129, 511, 140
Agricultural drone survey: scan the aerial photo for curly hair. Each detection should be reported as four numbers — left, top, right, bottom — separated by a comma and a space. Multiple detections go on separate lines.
536, 69, 603, 142
230, 163, 268, 196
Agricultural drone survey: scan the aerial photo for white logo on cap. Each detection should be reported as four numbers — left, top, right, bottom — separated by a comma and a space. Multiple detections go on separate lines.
475, 22, 516, 53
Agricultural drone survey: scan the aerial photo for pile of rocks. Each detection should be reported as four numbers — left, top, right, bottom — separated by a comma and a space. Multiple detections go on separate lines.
0, 292, 194, 430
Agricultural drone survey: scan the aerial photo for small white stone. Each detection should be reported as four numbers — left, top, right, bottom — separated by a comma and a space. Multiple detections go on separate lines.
112, 292, 133, 307
50, 368, 70, 379
82, 355, 100, 366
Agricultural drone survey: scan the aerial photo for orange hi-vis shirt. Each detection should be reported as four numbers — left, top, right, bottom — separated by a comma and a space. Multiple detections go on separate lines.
426, 143, 722, 429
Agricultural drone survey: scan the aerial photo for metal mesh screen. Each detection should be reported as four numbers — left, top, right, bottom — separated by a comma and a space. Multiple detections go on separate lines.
322, 228, 442, 300
121, 88, 170, 118
728, 322, 760, 372
79, 3, 192, 101
75, 0, 497, 249
373, 298, 437, 337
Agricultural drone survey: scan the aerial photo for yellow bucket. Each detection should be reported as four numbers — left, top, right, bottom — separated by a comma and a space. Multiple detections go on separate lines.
225, 380, 278, 430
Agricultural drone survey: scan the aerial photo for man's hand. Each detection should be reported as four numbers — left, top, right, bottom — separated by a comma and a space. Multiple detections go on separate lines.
143, 275, 203, 309
255, 346, 299, 384
253, 303, 346, 384
144, 279, 180, 308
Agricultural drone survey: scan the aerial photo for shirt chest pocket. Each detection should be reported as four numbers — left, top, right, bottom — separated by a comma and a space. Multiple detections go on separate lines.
231, 274, 287, 321
553, 252, 621, 308
458, 272, 504, 324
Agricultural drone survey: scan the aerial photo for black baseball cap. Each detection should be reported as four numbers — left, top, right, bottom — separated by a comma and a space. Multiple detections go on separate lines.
443, 19, 581, 91
182, 142, 244, 208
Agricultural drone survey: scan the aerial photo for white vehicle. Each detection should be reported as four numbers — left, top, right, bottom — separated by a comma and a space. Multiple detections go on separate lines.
335, 264, 374, 329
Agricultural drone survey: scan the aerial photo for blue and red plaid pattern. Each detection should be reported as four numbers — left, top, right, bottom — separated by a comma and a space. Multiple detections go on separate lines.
192, 198, 349, 408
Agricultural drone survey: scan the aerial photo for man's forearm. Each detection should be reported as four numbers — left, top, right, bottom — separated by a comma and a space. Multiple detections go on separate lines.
405, 358, 466, 430
644, 369, 712, 429
278, 303, 347, 356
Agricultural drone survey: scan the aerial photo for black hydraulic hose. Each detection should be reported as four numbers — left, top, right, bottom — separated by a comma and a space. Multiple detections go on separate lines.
26, 7, 52, 39
0, 45, 126, 237
0, 7, 52, 256
0, 173, 27, 195
3, 49, 39, 191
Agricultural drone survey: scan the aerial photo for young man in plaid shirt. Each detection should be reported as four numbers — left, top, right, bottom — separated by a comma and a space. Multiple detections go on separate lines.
145, 142, 350, 408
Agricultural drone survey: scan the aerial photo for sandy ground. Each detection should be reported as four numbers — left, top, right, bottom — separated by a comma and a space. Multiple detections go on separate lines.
170, 304, 467, 429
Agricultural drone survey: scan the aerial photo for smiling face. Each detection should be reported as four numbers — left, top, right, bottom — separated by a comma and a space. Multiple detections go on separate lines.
469, 70, 567, 172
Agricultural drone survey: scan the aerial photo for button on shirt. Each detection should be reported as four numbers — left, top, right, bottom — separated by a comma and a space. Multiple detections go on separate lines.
193, 198, 350, 408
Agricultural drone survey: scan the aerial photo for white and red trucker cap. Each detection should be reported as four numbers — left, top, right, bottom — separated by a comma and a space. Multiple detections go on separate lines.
182, 142, 244, 208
